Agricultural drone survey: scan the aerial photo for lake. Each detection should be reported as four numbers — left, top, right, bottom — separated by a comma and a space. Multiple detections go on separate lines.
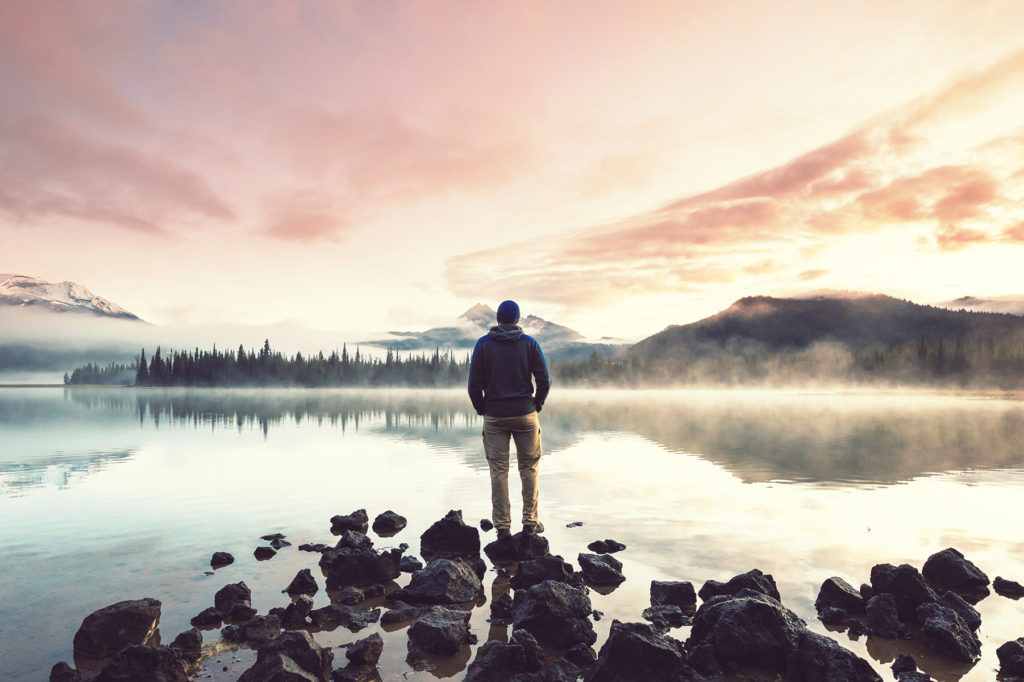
1, 387, 1022, 681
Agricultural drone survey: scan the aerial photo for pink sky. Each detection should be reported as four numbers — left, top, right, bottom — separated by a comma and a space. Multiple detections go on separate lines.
2, 1, 1024, 340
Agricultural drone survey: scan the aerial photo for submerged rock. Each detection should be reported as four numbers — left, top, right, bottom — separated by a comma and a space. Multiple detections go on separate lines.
215, 582, 252, 613
210, 552, 234, 569
814, 576, 865, 615
464, 629, 545, 681
650, 580, 696, 608
254, 546, 277, 561
510, 555, 580, 591
284, 568, 319, 597
92, 645, 189, 682
921, 548, 989, 591
335, 530, 374, 551
233, 614, 282, 646
586, 620, 696, 682
346, 632, 384, 666
238, 630, 333, 682
190, 606, 222, 629
309, 604, 343, 629
269, 537, 291, 550
408, 606, 474, 655
372, 510, 407, 536
512, 579, 596, 648
381, 601, 420, 625
786, 630, 882, 682
996, 638, 1024, 676
72, 598, 162, 659
399, 555, 423, 573
319, 546, 402, 589
331, 509, 370, 535
994, 576, 1024, 599
915, 602, 981, 663
169, 627, 202, 662
577, 553, 625, 586
395, 558, 483, 604
420, 510, 480, 560
339, 607, 381, 633
697, 568, 781, 602
587, 539, 626, 554
866, 593, 900, 639
870, 564, 938, 621
642, 605, 689, 629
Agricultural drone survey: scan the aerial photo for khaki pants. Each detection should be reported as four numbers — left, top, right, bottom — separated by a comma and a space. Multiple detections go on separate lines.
483, 411, 542, 530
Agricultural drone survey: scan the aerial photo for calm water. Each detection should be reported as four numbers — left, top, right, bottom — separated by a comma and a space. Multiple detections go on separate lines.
1, 387, 1023, 681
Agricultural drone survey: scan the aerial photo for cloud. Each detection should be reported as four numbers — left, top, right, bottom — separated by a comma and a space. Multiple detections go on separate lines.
262, 192, 351, 243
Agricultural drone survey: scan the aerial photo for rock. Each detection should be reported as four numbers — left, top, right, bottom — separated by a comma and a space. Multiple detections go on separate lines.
49, 662, 81, 682
394, 558, 483, 604
299, 543, 330, 553
921, 548, 989, 591
870, 564, 938, 621
221, 624, 241, 642
785, 630, 882, 682
471, 556, 488, 580
566, 521, 584, 528
238, 614, 283, 646
319, 546, 402, 589
587, 539, 626, 554
814, 576, 865, 615
490, 593, 515, 623
278, 595, 314, 628
169, 627, 202, 662
464, 629, 545, 681
914, 602, 981, 663
685, 590, 803, 674
994, 576, 1024, 599
577, 553, 625, 586
938, 591, 981, 631
485, 532, 551, 562
586, 620, 697, 682
592, 609, 603, 621
564, 642, 596, 670
866, 593, 900, 638
363, 584, 386, 599
372, 510, 407, 536
335, 530, 374, 551
93, 645, 189, 682
215, 581, 252, 613
381, 601, 420, 625
285, 568, 319, 597
72, 598, 162, 659
845, 617, 870, 640
331, 509, 370, 534
262, 532, 286, 541
346, 632, 384, 665
511, 555, 580, 591
309, 604, 343, 629
228, 602, 258, 622
254, 546, 277, 560
336, 587, 367, 606
817, 607, 847, 626
859, 583, 874, 601
211, 552, 234, 569
338, 607, 381, 632
238, 630, 333, 682
650, 580, 696, 608
408, 605, 474, 655
332, 664, 382, 682
996, 638, 1024, 676
642, 605, 689, 629
190, 606, 222, 629
420, 510, 480, 560
399, 555, 423, 573
891, 653, 918, 675
541, 658, 580, 682
480, 519, 494, 531
896, 673, 933, 682
513, 580, 597, 648
697, 568, 781, 602
270, 537, 292, 550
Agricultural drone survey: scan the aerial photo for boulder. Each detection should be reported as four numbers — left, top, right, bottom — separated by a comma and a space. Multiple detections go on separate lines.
641, 605, 689, 629
996, 638, 1024, 676
541, 658, 581, 682
190, 606, 223, 629
270, 537, 292, 550
577, 553, 625, 586
338, 607, 381, 633
395, 558, 483, 604
785, 630, 882, 682
420, 510, 480, 560
464, 629, 545, 681
994, 576, 1024, 599
285, 568, 319, 597
335, 530, 374, 551
300, 543, 331, 553
586, 620, 697, 682
346, 632, 384, 665
938, 591, 981, 631
817, 607, 847, 626
490, 594, 515, 624
309, 604, 343, 629
262, 533, 286, 541
587, 539, 626, 554
277, 595, 314, 629
211, 552, 234, 569
169, 627, 202, 662
236, 614, 283, 646
480, 519, 494, 531
254, 546, 277, 561
335, 587, 367, 606
511, 555, 580, 591
870, 564, 938, 621
865, 593, 900, 639
331, 509, 370, 535
381, 601, 420, 625
372, 510, 407, 536
93, 645, 188, 682
921, 548, 989, 591
399, 555, 423, 573
814, 576, 865, 615
331, 664, 383, 682
215, 582, 252, 613
914, 602, 981, 663
72, 598, 162, 659
513, 579, 597, 648
891, 653, 918, 675
228, 602, 257, 622
650, 580, 696, 608
49, 662, 81, 682
408, 606, 474, 655
238, 630, 333, 682
485, 532, 551, 562
319, 546, 402, 589
697, 569, 781, 602
564, 642, 596, 670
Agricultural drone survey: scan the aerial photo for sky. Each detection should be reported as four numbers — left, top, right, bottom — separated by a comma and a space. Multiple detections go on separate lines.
2, 0, 1024, 342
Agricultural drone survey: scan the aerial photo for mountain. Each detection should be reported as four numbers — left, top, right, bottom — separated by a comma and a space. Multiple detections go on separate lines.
936, 295, 1024, 317
0, 274, 141, 320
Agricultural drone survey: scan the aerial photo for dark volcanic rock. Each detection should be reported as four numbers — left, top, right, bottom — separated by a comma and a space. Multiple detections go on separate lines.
420, 509, 480, 559
331, 665, 382, 682
228, 602, 258, 622
938, 591, 981, 631
866, 593, 900, 639
381, 601, 420, 625
169, 627, 202, 662
278, 595, 314, 628
335, 587, 366, 606
650, 580, 696, 608
408, 605, 474, 655
996, 638, 1024, 676
586, 620, 698, 682
587, 539, 626, 554
372, 510, 407, 536
464, 629, 545, 681
238, 630, 333, 682
870, 564, 938, 620
485, 532, 551, 562
817, 607, 847, 626
270, 537, 292, 550
346, 632, 384, 665
72, 598, 162, 659
697, 568, 781, 602
915, 602, 981, 663
513, 579, 596, 648
49, 662, 81, 682
331, 509, 370, 534
319, 546, 402, 589
922, 547, 989, 591
994, 576, 1024, 599
309, 604, 343, 629
335, 530, 374, 551
480, 519, 494, 531
511, 555, 580, 591
541, 658, 580, 682
814, 576, 865, 615
211, 552, 234, 569
577, 553, 625, 586
285, 568, 319, 597
786, 630, 882, 682
190, 606, 223, 629
237, 614, 283, 646
215, 581, 252, 613
338, 607, 381, 632
300, 543, 331, 553
564, 642, 596, 669
490, 593, 514, 623
641, 605, 689, 629
399, 555, 423, 573
93, 645, 188, 682
394, 558, 483, 604
254, 546, 277, 560
891, 653, 918, 675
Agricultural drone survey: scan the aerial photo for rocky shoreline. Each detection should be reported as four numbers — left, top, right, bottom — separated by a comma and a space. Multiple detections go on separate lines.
50, 509, 1024, 681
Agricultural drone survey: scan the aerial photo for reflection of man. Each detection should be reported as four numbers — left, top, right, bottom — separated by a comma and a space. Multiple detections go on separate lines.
468, 300, 550, 541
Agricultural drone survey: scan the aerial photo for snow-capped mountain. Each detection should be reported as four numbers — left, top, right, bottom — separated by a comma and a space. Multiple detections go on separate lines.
0, 274, 141, 320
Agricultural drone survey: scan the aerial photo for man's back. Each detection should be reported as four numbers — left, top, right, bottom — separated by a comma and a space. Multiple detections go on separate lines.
468, 323, 549, 417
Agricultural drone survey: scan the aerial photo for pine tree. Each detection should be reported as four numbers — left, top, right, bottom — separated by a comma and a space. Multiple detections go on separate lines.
136, 349, 149, 385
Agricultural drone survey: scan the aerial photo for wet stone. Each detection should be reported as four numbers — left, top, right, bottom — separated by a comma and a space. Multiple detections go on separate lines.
49, 662, 81, 682
641, 604, 689, 629
815, 576, 865, 615
228, 602, 257, 622
698, 568, 781, 602
269, 537, 291, 550
346, 632, 384, 666
331, 509, 370, 535
381, 601, 420, 625
335, 530, 374, 551
866, 593, 900, 639
408, 605, 474, 655
399, 555, 423, 573
190, 606, 223, 629
254, 546, 277, 561
994, 576, 1024, 599
818, 606, 848, 626
480, 519, 494, 532
169, 627, 202, 662
577, 553, 625, 586
650, 580, 696, 608
420, 509, 481, 560
372, 510, 407, 536
211, 552, 234, 569
284, 568, 319, 597
72, 598, 162, 660
92, 645, 189, 682
996, 638, 1024, 676
921, 547, 989, 591
587, 539, 626, 554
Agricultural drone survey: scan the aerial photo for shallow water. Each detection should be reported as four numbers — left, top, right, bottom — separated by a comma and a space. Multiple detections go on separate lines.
1, 387, 1022, 681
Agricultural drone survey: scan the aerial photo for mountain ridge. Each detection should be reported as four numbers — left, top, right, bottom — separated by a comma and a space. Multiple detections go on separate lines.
0, 274, 141, 321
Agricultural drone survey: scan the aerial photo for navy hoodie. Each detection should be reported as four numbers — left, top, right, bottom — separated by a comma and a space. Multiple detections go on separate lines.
467, 324, 550, 417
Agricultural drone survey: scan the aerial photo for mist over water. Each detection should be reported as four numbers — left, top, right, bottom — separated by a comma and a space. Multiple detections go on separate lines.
1, 387, 1022, 681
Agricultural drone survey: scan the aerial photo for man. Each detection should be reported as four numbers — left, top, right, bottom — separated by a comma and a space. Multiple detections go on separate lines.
468, 300, 550, 541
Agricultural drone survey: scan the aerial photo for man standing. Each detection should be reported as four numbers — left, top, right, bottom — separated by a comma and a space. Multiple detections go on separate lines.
468, 300, 550, 541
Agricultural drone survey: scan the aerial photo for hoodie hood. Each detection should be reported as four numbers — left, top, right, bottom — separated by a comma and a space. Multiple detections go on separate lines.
489, 323, 523, 343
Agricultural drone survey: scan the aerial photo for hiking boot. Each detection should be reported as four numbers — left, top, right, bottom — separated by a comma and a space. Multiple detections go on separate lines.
523, 522, 544, 536
496, 528, 512, 542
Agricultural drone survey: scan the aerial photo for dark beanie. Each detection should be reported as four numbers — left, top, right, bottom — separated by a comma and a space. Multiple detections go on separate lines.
496, 300, 520, 324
